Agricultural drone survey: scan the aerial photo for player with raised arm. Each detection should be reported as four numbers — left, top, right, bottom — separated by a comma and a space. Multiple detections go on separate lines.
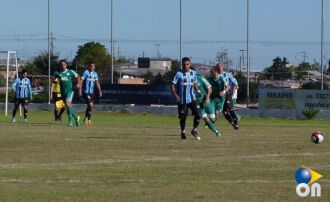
54, 60, 81, 127
81, 61, 102, 126
12, 69, 33, 123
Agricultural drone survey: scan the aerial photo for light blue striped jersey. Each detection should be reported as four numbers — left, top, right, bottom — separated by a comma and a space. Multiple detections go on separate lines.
12, 77, 32, 99
223, 71, 238, 96
172, 70, 197, 104
81, 70, 99, 94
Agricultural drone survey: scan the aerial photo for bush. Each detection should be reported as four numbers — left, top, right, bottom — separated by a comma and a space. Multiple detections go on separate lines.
301, 109, 319, 120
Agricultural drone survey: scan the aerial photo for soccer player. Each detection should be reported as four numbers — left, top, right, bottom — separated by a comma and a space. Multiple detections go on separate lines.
54, 60, 81, 127
51, 69, 65, 121
81, 61, 102, 126
208, 65, 229, 123
171, 57, 201, 140
12, 69, 33, 123
222, 67, 240, 129
195, 73, 221, 137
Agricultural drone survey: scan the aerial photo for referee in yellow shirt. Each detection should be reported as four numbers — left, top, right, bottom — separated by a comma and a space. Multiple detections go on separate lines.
51, 75, 65, 121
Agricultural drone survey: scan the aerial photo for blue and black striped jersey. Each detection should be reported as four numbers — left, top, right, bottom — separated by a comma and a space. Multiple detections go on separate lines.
81, 70, 99, 94
12, 77, 32, 99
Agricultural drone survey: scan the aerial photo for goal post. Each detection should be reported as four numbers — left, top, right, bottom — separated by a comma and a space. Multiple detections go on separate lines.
0, 51, 19, 116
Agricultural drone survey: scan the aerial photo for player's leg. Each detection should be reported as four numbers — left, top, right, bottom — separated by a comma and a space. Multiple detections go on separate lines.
84, 94, 93, 126
22, 99, 29, 123
203, 102, 221, 137
53, 92, 59, 121
228, 99, 239, 129
222, 96, 234, 124
12, 99, 20, 123
65, 91, 80, 127
178, 104, 188, 139
190, 101, 201, 140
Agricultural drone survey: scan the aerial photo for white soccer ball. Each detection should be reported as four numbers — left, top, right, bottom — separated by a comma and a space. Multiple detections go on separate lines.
311, 131, 324, 144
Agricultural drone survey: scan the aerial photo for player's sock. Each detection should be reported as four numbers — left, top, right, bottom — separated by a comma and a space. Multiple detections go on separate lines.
230, 110, 239, 122
58, 108, 65, 120
205, 119, 218, 134
23, 109, 28, 120
180, 118, 186, 131
223, 112, 233, 123
193, 116, 200, 129
12, 104, 19, 118
84, 108, 89, 120
54, 109, 59, 120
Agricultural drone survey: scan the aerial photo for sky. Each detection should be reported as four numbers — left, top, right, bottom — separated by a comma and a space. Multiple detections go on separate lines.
0, 0, 329, 71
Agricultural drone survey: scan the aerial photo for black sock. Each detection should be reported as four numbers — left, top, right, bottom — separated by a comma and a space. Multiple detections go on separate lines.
58, 108, 65, 120
193, 116, 200, 129
24, 109, 28, 119
180, 119, 186, 132
230, 111, 238, 122
223, 112, 233, 123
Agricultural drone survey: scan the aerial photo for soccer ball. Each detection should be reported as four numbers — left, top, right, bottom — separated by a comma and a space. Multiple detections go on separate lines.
311, 131, 324, 144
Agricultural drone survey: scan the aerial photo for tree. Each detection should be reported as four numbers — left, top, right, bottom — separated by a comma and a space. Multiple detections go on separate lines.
23, 52, 59, 75
263, 57, 293, 80
72, 42, 111, 79
216, 49, 232, 69
301, 81, 328, 89
235, 72, 258, 102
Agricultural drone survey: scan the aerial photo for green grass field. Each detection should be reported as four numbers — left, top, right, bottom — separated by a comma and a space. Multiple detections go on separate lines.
0, 111, 329, 201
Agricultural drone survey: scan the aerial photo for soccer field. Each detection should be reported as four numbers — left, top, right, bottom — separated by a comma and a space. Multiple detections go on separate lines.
0, 111, 329, 201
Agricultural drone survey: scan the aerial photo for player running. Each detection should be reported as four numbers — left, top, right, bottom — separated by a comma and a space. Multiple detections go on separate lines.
195, 73, 221, 137
208, 65, 230, 124
171, 57, 201, 140
81, 61, 102, 126
54, 60, 81, 127
12, 69, 33, 123
220, 65, 240, 129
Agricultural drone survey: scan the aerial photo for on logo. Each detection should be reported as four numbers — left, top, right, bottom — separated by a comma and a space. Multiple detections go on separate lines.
295, 166, 322, 197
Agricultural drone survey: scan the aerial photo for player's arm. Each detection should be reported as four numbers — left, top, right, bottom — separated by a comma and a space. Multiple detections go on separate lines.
11, 78, 18, 92
95, 73, 102, 97
75, 76, 82, 96
28, 79, 33, 101
171, 72, 180, 103
202, 78, 212, 104
96, 80, 102, 97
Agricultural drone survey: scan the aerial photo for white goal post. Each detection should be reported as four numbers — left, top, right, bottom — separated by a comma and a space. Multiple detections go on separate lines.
0, 51, 19, 116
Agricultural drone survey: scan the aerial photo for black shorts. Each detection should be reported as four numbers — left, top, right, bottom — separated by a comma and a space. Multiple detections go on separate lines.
177, 101, 200, 119
52, 92, 62, 102
83, 93, 95, 104
14, 98, 29, 107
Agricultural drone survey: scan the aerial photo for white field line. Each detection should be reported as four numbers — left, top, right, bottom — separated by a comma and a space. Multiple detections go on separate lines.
1, 179, 330, 184
0, 152, 329, 169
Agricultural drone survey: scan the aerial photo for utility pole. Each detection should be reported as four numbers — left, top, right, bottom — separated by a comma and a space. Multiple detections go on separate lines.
302, 51, 307, 63
239, 50, 246, 72
48, 0, 51, 105
246, 0, 250, 108
321, 0, 324, 90
155, 44, 160, 59
179, 0, 182, 62
110, 0, 114, 84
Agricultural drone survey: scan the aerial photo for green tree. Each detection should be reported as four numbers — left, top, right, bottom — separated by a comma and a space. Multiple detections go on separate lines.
23, 52, 59, 75
301, 81, 328, 89
72, 42, 112, 78
236, 72, 258, 103
263, 57, 293, 80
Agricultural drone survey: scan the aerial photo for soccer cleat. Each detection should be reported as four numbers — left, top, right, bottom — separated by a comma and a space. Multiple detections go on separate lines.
75, 116, 81, 127
181, 132, 187, 140
231, 121, 239, 130
203, 123, 209, 129
191, 130, 201, 140
88, 120, 92, 127
24, 119, 28, 123
12, 118, 16, 123
215, 130, 221, 138
68, 121, 73, 127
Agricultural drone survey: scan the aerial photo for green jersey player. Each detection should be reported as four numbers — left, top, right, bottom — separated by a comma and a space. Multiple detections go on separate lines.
54, 60, 81, 127
208, 65, 230, 121
195, 73, 221, 137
